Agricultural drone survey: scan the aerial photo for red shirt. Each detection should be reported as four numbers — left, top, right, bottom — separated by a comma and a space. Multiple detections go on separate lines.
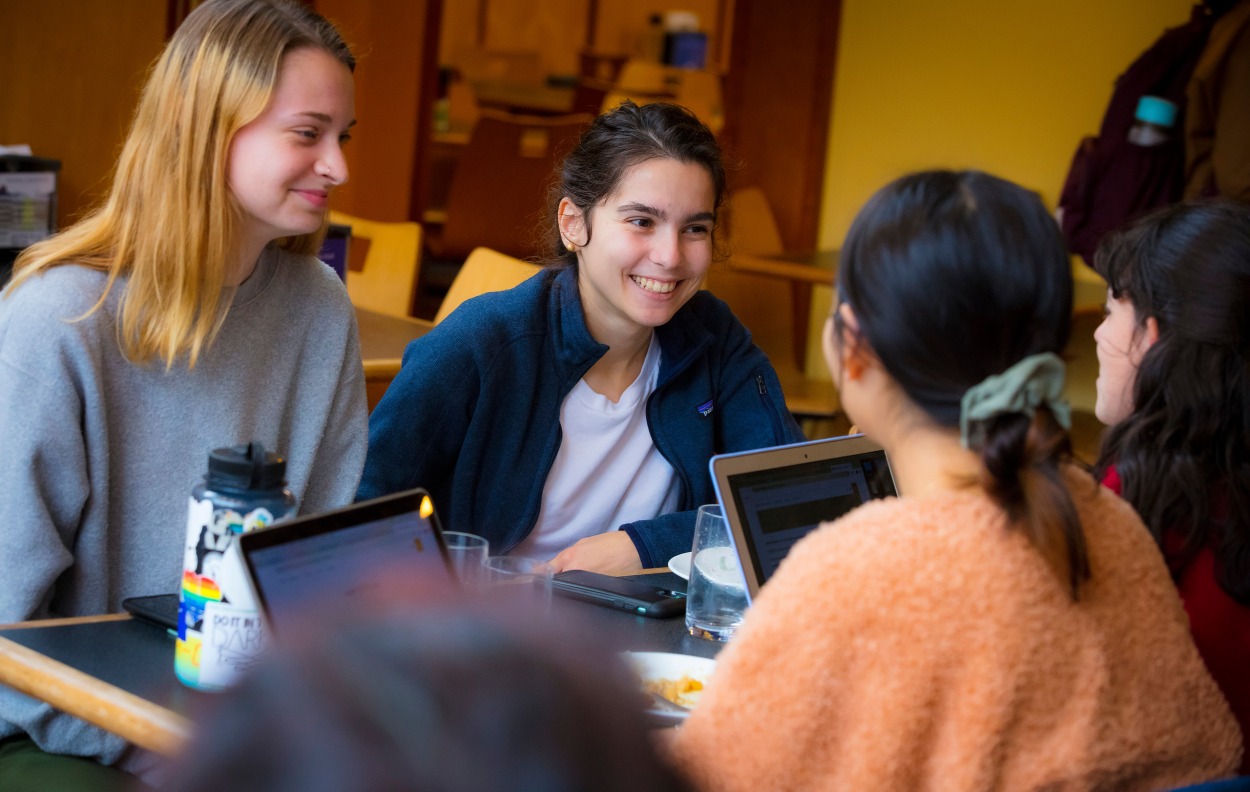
1104, 466, 1250, 771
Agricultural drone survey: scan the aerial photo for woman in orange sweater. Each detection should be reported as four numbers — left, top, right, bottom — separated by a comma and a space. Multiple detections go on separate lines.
671, 170, 1241, 790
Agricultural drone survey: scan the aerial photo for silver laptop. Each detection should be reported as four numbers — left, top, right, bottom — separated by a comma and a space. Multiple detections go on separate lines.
710, 435, 898, 600
237, 488, 450, 633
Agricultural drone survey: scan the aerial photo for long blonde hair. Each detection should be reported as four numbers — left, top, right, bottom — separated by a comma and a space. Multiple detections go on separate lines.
8, 0, 354, 368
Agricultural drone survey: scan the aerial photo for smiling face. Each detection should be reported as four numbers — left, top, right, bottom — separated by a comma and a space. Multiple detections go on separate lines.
227, 47, 355, 253
1094, 289, 1158, 425
562, 157, 715, 345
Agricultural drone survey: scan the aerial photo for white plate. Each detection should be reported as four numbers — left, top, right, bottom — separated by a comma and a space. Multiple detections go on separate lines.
667, 551, 692, 580
624, 651, 717, 726
693, 546, 744, 587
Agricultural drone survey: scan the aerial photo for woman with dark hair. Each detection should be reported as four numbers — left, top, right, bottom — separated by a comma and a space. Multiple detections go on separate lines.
1092, 200, 1250, 771
359, 101, 802, 574
671, 171, 1240, 790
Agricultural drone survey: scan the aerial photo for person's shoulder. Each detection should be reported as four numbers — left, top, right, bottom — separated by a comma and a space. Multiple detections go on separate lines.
1064, 465, 1164, 561
272, 248, 353, 305
0, 266, 115, 377
801, 497, 925, 554
2, 264, 110, 317
774, 498, 913, 581
787, 492, 1010, 587
434, 266, 554, 337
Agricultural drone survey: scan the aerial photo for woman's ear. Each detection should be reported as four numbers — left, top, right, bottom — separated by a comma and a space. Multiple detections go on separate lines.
557, 198, 586, 249
836, 304, 873, 381
1142, 315, 1160, 349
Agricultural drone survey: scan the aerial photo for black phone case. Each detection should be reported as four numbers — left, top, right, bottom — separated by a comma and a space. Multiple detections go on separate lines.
551, 573, 686, 619
122, 593, 180, 631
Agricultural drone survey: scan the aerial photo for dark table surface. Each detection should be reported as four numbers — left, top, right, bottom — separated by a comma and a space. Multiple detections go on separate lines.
0, 572, 719, 721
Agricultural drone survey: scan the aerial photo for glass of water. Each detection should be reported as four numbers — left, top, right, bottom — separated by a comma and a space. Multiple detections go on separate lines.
442, 532, 489, 588
484, 555, 554, 615
685, 504, 749, 641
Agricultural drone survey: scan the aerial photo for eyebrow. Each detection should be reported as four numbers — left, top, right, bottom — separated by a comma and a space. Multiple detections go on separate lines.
293, 111, 357, 128
615, 202, 715, 224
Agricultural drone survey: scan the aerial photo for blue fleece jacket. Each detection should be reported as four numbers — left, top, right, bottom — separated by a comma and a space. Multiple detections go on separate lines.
357, 265, 804, 567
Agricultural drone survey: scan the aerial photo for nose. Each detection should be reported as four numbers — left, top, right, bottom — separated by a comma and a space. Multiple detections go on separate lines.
1093, 316, 1109, 347
317, 143, 349, 186
650, 229, 681, 269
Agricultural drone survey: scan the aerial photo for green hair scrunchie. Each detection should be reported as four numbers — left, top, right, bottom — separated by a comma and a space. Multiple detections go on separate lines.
959, 352, 1071, 449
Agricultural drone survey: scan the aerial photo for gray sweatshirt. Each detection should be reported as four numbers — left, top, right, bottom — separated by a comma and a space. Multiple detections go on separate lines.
0, 246, 367, 766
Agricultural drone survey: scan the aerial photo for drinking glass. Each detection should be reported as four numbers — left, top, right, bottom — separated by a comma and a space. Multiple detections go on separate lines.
484, 555, 554, 614
685, 504, 749, 641
442, 532, 489, 588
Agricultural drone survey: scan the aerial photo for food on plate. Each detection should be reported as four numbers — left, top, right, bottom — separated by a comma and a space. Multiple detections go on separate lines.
644, 674, 704, 707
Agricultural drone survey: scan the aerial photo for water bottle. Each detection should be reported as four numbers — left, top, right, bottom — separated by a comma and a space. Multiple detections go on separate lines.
175, 442, 294, 691
1127, 95, 1177, 147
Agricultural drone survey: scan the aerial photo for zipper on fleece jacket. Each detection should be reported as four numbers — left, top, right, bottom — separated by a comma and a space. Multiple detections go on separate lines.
755, 373, 785, 442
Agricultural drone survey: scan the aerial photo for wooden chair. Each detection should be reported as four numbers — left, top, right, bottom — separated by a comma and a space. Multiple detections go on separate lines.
328, 210, 421, 318
706, 189, 842, 429
600, 59, 679, 117
434, 246, 542, 324
425, 110, 592, 263
363, 249, 539, 411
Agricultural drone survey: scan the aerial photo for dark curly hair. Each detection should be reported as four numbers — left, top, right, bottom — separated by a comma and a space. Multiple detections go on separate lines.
1093, 200, 1250, 605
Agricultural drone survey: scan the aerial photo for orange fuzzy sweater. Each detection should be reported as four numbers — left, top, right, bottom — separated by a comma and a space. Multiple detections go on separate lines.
672, 470, 1242, 791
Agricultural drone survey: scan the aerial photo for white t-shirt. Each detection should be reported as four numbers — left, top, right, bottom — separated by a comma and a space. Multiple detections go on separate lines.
512, 335, 681, 560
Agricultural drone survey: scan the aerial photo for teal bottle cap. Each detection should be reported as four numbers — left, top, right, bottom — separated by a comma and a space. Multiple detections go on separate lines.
1135, 95, 1178, 128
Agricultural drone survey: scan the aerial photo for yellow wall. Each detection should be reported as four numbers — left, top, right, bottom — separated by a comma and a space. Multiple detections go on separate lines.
819, 0, 1197, 247
805, 0, 1197, 390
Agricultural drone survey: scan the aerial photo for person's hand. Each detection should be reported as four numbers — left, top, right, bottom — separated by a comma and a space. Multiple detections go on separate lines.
549, 531, 643, 575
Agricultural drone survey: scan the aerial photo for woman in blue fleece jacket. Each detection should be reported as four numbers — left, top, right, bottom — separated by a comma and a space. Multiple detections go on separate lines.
359, 101, 803, 574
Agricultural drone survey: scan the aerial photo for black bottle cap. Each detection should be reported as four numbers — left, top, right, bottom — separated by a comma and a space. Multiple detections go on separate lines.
205, 442, 287, 492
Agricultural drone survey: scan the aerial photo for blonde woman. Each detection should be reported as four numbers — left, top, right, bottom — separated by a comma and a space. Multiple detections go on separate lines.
0, 1, 365, 786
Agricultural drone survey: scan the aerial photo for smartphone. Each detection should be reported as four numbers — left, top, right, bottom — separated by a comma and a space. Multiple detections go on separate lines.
552, 570, 686, 619
122, 593, 180, 632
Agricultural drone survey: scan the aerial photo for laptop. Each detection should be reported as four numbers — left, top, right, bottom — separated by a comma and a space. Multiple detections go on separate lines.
237, 488, 449, 633
124, 489, 449, 634
710, 435, 898, 600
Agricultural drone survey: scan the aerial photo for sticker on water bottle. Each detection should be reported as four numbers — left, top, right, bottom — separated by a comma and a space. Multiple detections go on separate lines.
176, 496, 273, 690
198, 598, 267, 688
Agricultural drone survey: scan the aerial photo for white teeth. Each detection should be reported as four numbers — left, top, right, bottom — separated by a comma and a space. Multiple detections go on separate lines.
631, 276, 676, 294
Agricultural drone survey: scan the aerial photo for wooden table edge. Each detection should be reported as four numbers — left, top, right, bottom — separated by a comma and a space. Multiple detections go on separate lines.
0, 624, 190, 755
0, 612, 133, 630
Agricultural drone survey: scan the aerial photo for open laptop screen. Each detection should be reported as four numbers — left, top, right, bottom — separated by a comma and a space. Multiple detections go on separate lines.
712, 436, 897, 598
240, 489, 447, 631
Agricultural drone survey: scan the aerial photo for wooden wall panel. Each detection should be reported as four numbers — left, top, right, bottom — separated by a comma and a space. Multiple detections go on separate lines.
317, 0, 434, 222
0, 0, 167, 229
723, 0, 839, 251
